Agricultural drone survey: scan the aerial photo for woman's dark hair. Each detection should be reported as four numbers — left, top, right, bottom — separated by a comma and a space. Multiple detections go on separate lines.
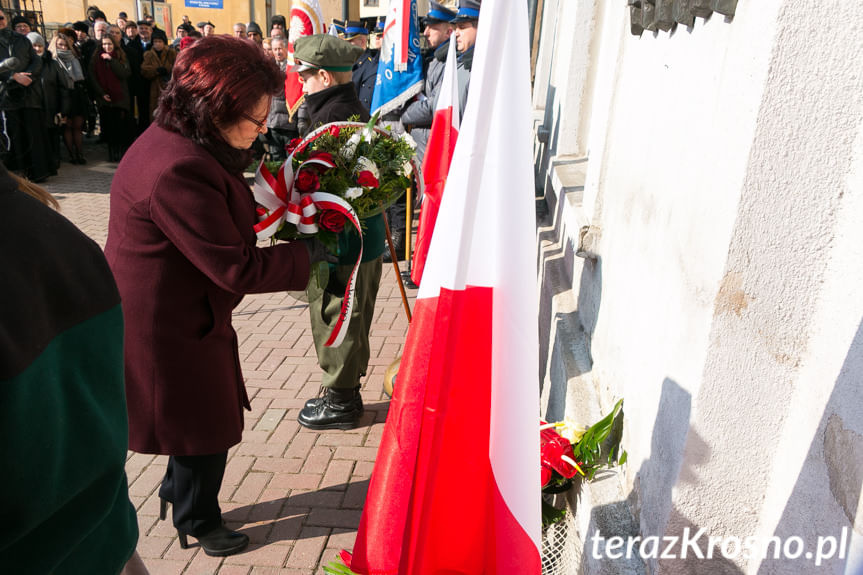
155, 35, 282, 174
97, 35, 126, 63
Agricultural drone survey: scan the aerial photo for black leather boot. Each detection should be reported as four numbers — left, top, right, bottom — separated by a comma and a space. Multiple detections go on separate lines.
178, 525, 249, 556
298, 385, 363, 430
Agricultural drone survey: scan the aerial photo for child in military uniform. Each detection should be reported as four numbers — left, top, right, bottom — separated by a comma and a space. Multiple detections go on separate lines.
293, 34, 386, 430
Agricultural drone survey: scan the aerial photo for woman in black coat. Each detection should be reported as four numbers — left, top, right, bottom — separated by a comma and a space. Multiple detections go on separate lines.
27, 32, 67, 174
51, 30, 90, 164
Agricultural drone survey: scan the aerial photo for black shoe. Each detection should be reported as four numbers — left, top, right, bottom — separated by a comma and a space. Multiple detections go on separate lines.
178, 526, 249, 557
298, 385, 363, 430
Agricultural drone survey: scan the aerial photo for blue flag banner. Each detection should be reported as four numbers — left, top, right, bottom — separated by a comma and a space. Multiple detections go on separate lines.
371, 0, 424, 116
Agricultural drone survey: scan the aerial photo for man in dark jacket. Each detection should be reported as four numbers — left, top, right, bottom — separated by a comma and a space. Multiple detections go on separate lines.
346, 21, 377, 114
126, 21, 151, 132
293, 34, 386, 430
453, 0, 479, 114
401, 1, 457, 161
0, 11, 50, 182
262, 36, 297, 160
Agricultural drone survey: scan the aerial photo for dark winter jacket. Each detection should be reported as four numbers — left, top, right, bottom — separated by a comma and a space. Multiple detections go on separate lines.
38, 51, 69, 125
352, 48, 378, 114
88, 51, 132, 110
401, 40, 451, 160
0, 28, 43, 110
267, 59, 296, 131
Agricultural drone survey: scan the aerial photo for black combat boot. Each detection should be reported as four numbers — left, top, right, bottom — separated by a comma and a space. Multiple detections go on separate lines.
298, 385, 364, 430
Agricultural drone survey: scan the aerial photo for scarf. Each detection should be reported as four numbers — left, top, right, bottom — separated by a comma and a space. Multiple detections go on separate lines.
55, 49, 85, 83
94, 55, 124, 103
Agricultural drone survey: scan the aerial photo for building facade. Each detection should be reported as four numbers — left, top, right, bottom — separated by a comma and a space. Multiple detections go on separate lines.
534, 1, 863, 573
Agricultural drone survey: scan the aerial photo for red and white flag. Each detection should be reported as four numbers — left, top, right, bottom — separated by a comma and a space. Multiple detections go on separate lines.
410, 34, 459, 286
285, 0, 325, 117
348, 0, 540, 572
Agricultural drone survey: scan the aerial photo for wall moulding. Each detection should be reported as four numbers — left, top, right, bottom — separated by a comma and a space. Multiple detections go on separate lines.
627, 0, 736, 36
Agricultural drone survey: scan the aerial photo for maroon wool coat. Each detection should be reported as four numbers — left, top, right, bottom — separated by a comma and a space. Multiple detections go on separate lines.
104, 125, 311, 456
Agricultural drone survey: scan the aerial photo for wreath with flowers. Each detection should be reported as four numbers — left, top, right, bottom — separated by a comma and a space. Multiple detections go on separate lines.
253, 113, 422, 251
251, 114, 421, 348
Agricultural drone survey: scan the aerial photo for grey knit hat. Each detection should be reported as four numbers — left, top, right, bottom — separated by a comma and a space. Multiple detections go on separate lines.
26, 32, 45, 47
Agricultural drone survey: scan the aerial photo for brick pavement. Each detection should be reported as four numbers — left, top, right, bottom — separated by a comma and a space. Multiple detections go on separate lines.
42, 140, 415, 575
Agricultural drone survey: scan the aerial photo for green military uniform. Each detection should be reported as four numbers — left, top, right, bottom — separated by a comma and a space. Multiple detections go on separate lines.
294, 35, 385, 422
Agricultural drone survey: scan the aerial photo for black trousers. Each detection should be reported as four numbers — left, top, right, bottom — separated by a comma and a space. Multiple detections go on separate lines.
158, 452, 227, 536
3, 108, 51, 180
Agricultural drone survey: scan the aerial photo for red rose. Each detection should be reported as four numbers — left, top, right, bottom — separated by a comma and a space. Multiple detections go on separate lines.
329, 125, 341, 138
295, 169, 320, 192
285, 137, 304, 155
319, 209, 346, 233
356, 170, 379, 188
309, 151, 335, 165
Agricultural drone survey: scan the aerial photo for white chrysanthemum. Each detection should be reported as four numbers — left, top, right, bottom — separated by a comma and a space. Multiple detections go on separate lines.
341, 132, 362, 160
355, 156, 380, 179
400, 131, 417, 150
345, 187, 364, 199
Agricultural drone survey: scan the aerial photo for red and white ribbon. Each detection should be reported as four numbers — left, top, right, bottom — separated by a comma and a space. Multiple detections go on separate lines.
252, 161, 362, 348
308, 191, 362, 348
252, 160, 294, 241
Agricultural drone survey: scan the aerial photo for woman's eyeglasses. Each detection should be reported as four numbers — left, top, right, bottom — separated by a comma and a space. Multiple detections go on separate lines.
240, 111, 268, 133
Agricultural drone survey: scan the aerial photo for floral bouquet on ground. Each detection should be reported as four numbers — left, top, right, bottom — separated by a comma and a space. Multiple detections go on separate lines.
252, 114, 422, 347
541, 399, 626, 526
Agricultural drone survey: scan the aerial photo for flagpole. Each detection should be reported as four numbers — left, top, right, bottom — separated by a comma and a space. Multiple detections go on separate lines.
401, 186, 418, 289
382, 211, 412, 322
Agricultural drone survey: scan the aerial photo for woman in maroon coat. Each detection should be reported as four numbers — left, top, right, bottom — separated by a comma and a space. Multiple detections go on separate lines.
104, 36, 329, 557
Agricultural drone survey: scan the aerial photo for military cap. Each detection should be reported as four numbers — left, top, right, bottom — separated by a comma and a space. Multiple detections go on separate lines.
425, 1, 456, 24
452, 0, 480, 23
331, 18, 346, 36
343, 20, 368, 39
292, 34, 363, 73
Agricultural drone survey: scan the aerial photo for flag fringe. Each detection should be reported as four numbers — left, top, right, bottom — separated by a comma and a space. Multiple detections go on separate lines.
371, 81, 423, 118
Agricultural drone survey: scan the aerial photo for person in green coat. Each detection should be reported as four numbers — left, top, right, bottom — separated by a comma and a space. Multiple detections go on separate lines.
0, 165, 146, 574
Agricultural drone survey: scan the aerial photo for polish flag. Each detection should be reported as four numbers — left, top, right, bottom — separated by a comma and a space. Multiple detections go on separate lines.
410, 34, 459, 286
347, 0, 541, 572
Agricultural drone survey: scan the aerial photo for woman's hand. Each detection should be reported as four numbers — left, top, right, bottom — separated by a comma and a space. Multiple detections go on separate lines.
103, 94, 112, 102
101, 52, 112, 60
11, 72, 32, 87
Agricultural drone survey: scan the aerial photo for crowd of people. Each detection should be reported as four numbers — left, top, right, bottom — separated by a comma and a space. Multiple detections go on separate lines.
1, 0, 482, 567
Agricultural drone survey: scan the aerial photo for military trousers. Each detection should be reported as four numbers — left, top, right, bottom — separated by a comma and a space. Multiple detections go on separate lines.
309, 257, 383, 390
